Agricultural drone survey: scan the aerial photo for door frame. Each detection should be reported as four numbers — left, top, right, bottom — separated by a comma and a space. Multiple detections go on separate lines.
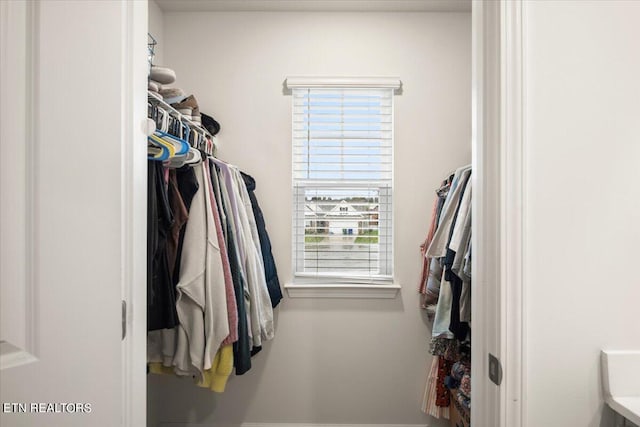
121, 2, 529, 426
472, 1, 526, 427
120, 1, 148, 427
499, 2, 526, 426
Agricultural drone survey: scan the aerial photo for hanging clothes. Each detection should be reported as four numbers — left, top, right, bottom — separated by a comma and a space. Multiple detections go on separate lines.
211, 162, 252, 374
200, 160, 230, 373
197, 159, 237, 392
147, 160, 178, 331
204, 160, 238, 348
422, 356, 450, 419
233, 168, 275, 343
172, 161, 209, 380
146, 92, 281, 392
216, 163, 274, 352
419, 165, 473, 419
241, 172, 283, 308
419, 177, 452, 307
172, 165, 199, 284
428, 167, 471, 339
166, 170, 189, 280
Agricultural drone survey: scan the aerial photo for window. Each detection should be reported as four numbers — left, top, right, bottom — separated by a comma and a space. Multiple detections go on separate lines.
290, 84, 396, 289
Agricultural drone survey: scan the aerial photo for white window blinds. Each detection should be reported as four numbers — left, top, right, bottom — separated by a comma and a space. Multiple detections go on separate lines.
292, 88, 394, 283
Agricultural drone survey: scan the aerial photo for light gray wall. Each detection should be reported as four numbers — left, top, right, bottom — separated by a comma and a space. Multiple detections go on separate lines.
148, 0, 164, 66
523, 2, 640, 426
148, 11, 471, 426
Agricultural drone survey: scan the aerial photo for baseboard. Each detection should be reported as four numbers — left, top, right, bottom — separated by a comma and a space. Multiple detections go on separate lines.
160, 423, 429, 427
242, 424, 429, 427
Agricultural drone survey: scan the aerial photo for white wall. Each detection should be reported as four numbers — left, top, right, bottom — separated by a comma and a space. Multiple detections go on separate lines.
148, 11, 471, 426
523, 2, 640, 426
148, 0, 164, 66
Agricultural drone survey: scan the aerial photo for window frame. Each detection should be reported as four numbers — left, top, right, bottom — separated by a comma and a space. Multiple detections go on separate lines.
284, 77, 402, 298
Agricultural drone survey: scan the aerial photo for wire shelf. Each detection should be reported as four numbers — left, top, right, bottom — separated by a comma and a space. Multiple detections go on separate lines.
148, 91, 218, 154
147, 33, 157, 71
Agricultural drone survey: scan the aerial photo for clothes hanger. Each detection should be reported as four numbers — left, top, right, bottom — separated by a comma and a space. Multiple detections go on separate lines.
165, 122, 203, 167
149, 133, 176, 158
154, 129, 189, 156
201, 135, 215, 156
194, 130, 207, 154
149, 108, 189, 156
148, 96, 214, 162
185, 148, 202, 165
161, 109, 201, 157
163, 109, 173, 133
148, 136, 170, 161
182, 121, 192, 146
145, 111, 169, 161
209, 156, 231, 170
166, 148, 199, 168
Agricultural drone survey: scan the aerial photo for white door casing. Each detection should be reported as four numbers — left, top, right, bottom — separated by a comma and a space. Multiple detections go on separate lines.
120, 1, 149, 427
0, 1, 147, 427
471, 1, 502, 425
472, 1, 525, 427
499, 2, 526, 426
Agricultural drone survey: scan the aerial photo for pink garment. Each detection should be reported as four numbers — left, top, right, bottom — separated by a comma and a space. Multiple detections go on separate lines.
421, 356, 450, 419
203, 160, 238, 345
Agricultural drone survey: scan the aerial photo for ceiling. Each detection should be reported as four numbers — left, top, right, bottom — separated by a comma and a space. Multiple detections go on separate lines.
154, 0, 472, 13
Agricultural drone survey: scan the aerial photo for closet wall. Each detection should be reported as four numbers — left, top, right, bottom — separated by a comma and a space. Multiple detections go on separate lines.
148, 0, 164, 65
148, 6, 471, 426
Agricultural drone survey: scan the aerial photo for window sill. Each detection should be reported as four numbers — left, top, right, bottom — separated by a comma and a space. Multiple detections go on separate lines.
284, 282, 401, 299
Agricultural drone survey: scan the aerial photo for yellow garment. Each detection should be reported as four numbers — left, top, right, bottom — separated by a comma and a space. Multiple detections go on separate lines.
148, 345, 234, 393
197, 344, 234, 393
148, 363, 175, 376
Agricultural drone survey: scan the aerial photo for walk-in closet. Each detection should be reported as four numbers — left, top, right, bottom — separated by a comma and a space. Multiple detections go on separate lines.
146, 2, 472, 426
3, 2, 639, 427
